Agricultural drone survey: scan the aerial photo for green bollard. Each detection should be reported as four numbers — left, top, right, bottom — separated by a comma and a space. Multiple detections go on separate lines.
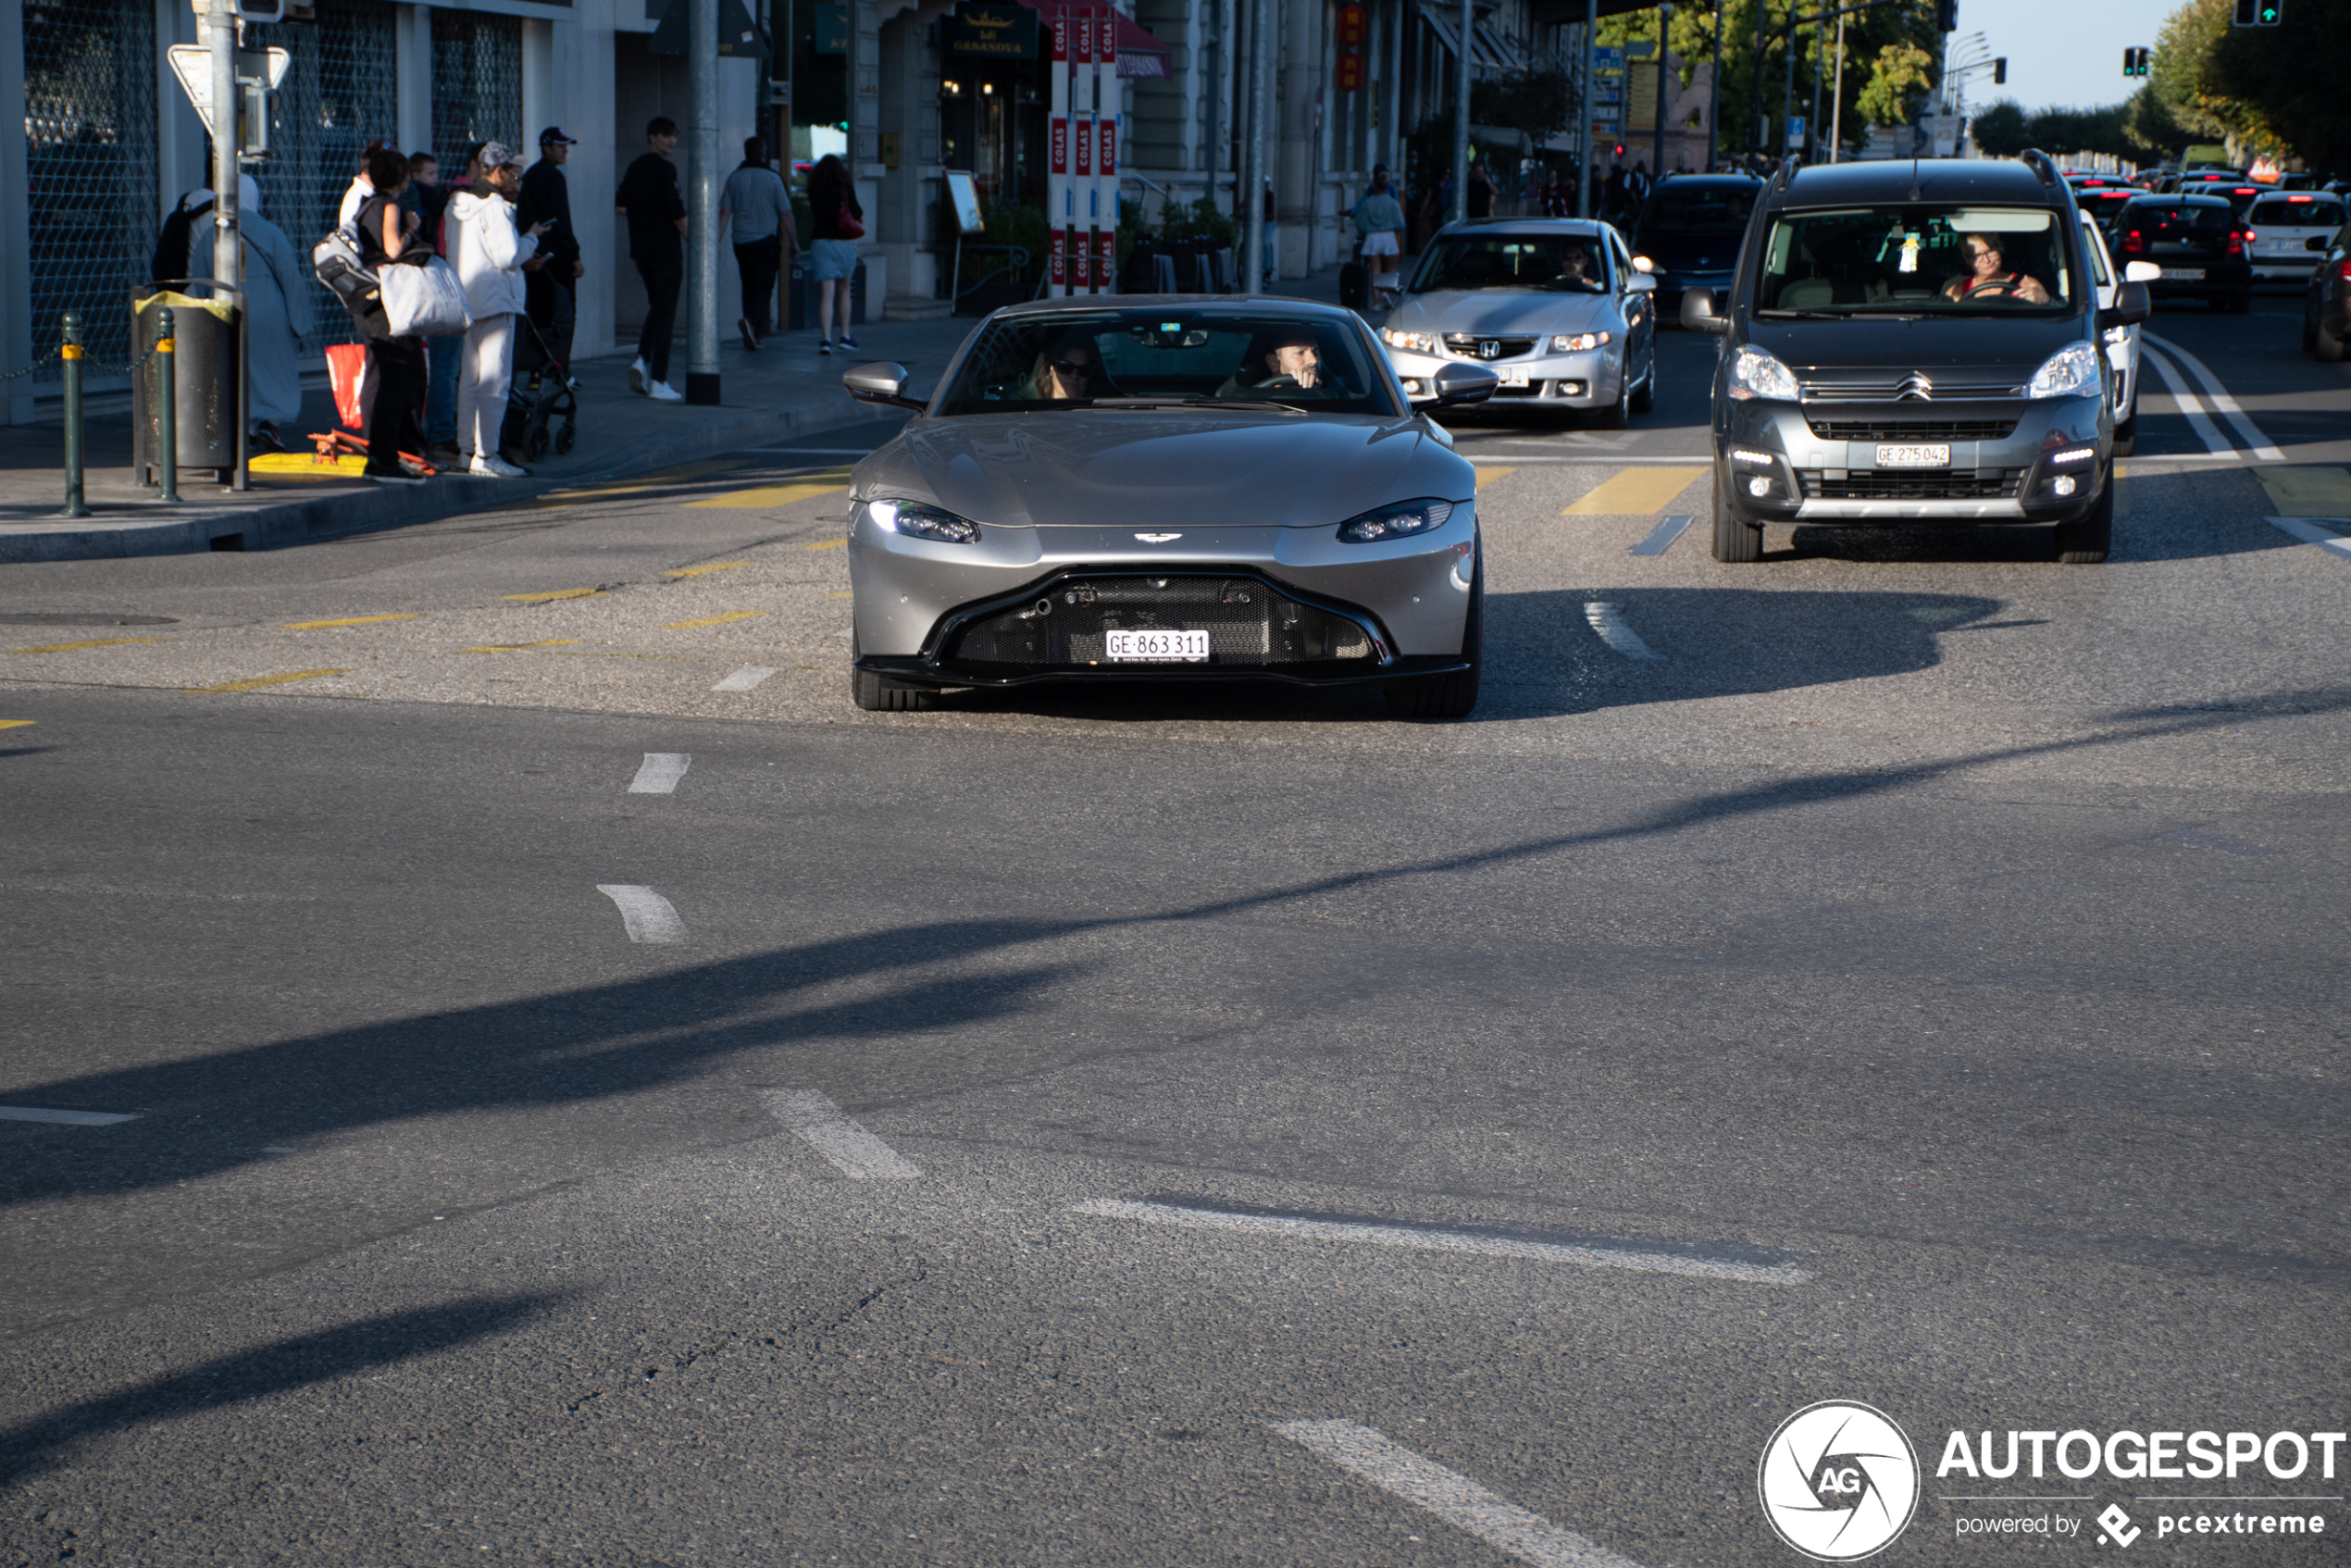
59, 312, 87, 519
155, 307, 180, 504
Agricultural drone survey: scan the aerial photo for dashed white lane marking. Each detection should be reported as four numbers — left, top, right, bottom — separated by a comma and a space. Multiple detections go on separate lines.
1582, 602, 1663, 661
1072, 1200, 1808, 1284
762, 1089, 922, 1178
1274, 1421, 1646, 1568
2137, 345, 2235, 458
628, 753, 691, 793
595, 884, 686, 943
1627, 514, 1692, 556
2142, 331, 2285, 461
2265, 516, 2351, 561
0, 1106, 139, 1126
712, 665, 780, 691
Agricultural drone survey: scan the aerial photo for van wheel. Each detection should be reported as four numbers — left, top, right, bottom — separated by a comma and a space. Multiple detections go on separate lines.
2113, 395, 2137, 457
2054, 478, 2114, 565
1711, 480, 1763, 563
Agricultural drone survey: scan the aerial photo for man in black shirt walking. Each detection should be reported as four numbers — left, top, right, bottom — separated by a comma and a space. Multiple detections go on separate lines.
518, 126, 583, 378
614, 116, 687, 401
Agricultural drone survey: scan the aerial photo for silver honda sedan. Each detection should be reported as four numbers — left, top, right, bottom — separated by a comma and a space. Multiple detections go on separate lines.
840, 299, 1499, 717
1377, 218, 1660, 425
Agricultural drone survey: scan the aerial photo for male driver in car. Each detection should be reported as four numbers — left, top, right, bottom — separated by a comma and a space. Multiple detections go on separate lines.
1258, 329, 1322, 390
1942, 232, 2050, 303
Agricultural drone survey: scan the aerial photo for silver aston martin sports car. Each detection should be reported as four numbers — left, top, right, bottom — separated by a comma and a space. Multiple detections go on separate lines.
840, 298, 1500, 717
1377, 218, 1660, 425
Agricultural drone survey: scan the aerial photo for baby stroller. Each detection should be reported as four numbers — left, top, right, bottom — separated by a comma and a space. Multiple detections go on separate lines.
504, 313, 577, 463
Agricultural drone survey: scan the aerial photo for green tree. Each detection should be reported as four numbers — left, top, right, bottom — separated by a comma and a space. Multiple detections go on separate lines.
2125, 81, 2189, 161
2148, 0, 2274, 148
1969, 99, 2030, 156
1855, 42, 1936, 128
2208, 0, 2351, 172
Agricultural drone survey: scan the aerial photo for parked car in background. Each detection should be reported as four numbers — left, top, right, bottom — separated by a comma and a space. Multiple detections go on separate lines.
2247, 191, 2348, 284
1628, 173, 1762, 321
2113, 194, 2253, 311
1377, 218, 1660, 426
2303, 216, 2351, 362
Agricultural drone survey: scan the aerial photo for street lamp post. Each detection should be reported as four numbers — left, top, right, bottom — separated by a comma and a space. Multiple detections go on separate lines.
1452, 0, 1471, 224
686, 0, 720, 403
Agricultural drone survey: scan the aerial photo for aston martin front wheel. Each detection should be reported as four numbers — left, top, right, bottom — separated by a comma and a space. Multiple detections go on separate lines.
1386, 546, 1483, 720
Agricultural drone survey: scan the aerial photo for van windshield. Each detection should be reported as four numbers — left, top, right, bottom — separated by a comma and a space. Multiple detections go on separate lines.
1755, 205, 2078, 316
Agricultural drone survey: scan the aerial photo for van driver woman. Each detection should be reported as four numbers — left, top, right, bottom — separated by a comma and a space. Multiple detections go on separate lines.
1943, 232, 2050, 303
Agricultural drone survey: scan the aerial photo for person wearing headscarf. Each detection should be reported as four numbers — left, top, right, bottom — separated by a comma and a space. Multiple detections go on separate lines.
191, 173, 316, 453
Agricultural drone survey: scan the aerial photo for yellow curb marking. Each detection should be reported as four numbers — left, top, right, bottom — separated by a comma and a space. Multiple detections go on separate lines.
1473, 467, 1517, 491
548, 650, 684, 661
284, 614, 419, 629
2253, 466, 2351, 517
186, 668, 350, 694
502, 589, 604, 604
13, 638, 176, 653
664, 562, 752, 578
459, 640, 585, 653
664, 611, 767, 629
824, 591, 854, 598
1561, 466, 1708, 516
251, 453, 368, 479
803, 539, 848, 551
0, 720, 34, 730
688, 480, 851, 509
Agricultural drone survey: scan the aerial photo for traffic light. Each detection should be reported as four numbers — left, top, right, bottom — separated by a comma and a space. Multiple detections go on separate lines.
2232, 0, 2256, 21
1992, 57, 2006, 84
2258, 0, 2281, 21
2121, 47, 2150, 77
1935, 0, 1958, 33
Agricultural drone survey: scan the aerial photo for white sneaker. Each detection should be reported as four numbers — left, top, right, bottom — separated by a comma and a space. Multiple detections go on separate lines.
648, 380, 685, 403
629, 357, 648, 394
468, 454, 526, 478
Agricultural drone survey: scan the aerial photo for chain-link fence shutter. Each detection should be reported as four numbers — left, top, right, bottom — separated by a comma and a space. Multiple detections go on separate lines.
257, 0, 400, 357
433, 12, 524, 170
22, 0, 159, 382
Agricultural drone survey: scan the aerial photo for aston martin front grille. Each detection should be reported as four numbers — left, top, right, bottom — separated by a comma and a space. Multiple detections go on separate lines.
946, 576, 1378, 670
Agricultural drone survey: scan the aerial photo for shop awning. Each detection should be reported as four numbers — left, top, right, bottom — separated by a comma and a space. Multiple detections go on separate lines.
1012, 0, 1174, 80
1415, 0, 1523, 72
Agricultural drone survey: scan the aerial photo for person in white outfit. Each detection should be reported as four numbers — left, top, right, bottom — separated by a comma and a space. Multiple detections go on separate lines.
449, 142, 548, 477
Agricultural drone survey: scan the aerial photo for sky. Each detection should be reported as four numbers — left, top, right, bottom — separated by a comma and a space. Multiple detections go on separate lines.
1950, 0, 2183, 115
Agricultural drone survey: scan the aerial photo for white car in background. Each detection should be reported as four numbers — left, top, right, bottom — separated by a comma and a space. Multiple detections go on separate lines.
2080, 214, 2158, 457
2247, 191, 2348, 283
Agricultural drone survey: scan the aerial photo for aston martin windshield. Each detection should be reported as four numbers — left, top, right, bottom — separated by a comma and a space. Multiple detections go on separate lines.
936, 310, 1400, 417
1408, 234, 1611, 293
1757, 205, 2079, 315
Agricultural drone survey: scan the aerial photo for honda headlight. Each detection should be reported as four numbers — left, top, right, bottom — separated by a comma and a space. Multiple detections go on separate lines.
1727, 345, 1800, 402
1549, 330, 1612, 353
867, 499, 980, 544
1381, 328, 1438, 354
2027, 342, 2102, 400
1337, 498, 1455, 543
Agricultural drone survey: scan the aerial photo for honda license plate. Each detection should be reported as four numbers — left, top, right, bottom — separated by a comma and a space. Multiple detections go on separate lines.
1499, 367, 1530, 387
1105, 628, 1210, 663
2158, 268, 2205, 280
1875, 443, 1951, 468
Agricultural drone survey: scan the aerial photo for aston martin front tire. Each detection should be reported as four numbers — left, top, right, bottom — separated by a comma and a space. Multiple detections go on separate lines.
1386, 545, 1483, 720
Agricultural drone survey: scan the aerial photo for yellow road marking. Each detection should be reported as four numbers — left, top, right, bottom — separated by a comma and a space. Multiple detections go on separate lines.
1473, 467, 1517, 491
284, 614, 418, 629
688, 480, 849, 509
459, 640, 584, 653
664, 561, 752, 578
186, 668, 349, 694
825, 591, 854, 598
804, 539, 848, 551
0, 720, 33, 730
13, 637, 175, 653
664, 610, 767, 629
1560, 466, 1708, 516
521, 458, 751, 510
251, 452, 367, 478
548, 650, 684, 660
2254, 466, 2351, 517
502, 589, 603, 603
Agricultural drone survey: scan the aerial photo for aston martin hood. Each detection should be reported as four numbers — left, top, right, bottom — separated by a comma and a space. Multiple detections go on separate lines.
854, 412, 1469, 529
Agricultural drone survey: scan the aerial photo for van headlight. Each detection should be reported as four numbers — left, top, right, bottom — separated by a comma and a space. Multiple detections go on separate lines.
866, 499, 980, 543
2027, 342, 2102, 400
1727, 345, 1799, 402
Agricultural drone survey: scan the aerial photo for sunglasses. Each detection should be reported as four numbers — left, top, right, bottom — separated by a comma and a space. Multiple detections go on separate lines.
1051, 359, 1094, 376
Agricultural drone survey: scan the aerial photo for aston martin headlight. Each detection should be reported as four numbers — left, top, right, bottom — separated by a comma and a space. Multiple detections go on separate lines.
1549, 330, 1612, 353
1727, 345, 1799, 402
1337, 498, 1455, 543
1381, 328, 1438, 354
2027, 342, 2102, 400
867, 498, 980, 544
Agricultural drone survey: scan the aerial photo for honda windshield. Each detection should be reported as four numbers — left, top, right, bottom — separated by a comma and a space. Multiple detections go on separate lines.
1410, 234, 1611, 294
1755, 205, 2079, 316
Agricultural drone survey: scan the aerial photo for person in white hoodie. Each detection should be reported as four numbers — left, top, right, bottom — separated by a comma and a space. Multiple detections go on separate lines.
450, 142, 548, 477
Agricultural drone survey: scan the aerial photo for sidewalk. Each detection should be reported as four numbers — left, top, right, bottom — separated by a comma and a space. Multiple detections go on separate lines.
0, 268, 1365, 564
0, 314, 975, 562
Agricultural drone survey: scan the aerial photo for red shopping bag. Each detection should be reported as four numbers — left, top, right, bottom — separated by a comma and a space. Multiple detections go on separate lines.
325, 342, 368, 431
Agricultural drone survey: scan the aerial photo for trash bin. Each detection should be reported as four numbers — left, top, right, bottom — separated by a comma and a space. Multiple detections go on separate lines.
131, 283, 243, 482
787, 259, 866, 332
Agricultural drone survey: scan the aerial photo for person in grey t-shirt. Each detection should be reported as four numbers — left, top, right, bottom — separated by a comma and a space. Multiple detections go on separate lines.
718, 137, 799, 348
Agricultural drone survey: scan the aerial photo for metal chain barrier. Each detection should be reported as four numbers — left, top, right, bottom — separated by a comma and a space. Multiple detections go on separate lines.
0, 347, 65, 382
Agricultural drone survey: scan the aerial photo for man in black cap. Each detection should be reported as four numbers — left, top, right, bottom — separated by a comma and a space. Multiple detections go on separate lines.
517, 126, 582, 379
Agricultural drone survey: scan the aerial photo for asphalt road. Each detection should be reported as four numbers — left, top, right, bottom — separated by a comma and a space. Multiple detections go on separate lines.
1, 291, 2346, 1567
